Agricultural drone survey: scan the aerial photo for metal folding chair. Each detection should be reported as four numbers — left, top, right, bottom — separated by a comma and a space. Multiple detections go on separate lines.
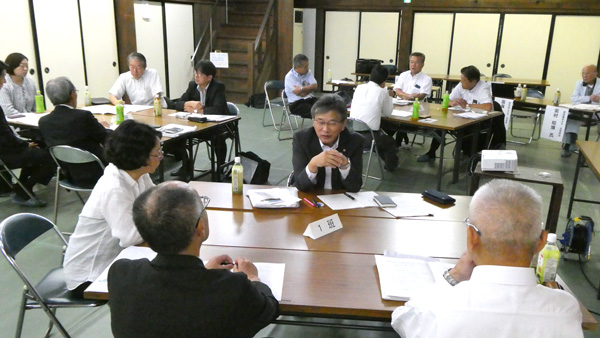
0, 158, 38, 201
508, 90, 544, 145
278, 91, 308, 141
347, 117, 384, 188
262, 80, 285, 130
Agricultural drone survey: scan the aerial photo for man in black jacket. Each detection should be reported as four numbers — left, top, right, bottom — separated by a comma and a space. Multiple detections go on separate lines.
39, 77, 110, 188
108, 181, 279, 338
0, 61, 54, 207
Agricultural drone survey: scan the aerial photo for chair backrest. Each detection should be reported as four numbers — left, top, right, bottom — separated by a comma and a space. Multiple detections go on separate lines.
286, 171, 295, 187
0, 213, 66, 260
526, 90, 544, 99
50, 145, 105, 167
492, 73, 512, 79
227, 102, 240, 116
347, 117, 373, 134
264, 80, 284, 92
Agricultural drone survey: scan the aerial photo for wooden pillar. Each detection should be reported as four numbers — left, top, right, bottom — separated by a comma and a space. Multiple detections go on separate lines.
397, 8, 413, 72
277, 0, 294, 80
114, 0, 136, 73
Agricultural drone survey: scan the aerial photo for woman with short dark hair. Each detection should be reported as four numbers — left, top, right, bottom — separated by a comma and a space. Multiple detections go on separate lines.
0, 53, 37, 116
63, 120, 163, 297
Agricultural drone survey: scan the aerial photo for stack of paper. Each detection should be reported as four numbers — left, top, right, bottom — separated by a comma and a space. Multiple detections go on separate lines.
159, 124, 197, 137
375, 253, 445, 301
379, 195, 435, 218
317, 191, 379, 210
81, 104, 116, 115
247, 188, 301, 208
393, 98, 412, 106
454, 112, 488, 119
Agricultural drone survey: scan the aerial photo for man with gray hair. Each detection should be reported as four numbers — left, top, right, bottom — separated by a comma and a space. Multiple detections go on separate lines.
285, 54, 318, 118
109, 52, 165, 107
108, 181, 279, 337
39, 76, 110, 186
392, 179, 583, 338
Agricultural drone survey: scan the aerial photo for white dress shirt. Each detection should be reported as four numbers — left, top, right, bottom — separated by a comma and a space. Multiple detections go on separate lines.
571, 78, 600, 104
393, 70, 433, 98
0, 75, 36, 116
350, 81, 393, 131
391, 265, 583, 338
63, 163, 154, 290
449, 80, 493, 105
284, 68, 317, 104
109, 68, 165, 106
304, 136, 351, 189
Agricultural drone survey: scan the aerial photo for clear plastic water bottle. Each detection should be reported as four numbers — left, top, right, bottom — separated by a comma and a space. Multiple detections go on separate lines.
83, 86, 92, 106
116, 100, 124, 124
521, 84, 528, 102
411, 98, 420, 121
327, 69, 332, 83
35, 90, 45, 113
232, 156, 243, 194
536, 233, 561, 284
553, 88, 561, 106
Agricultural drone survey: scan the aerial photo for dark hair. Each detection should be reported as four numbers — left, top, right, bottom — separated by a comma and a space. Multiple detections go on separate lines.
0, 60, 8, 73
127, 52, 147, 68
104, 120, 162, 170
311, 94, 348, 122
133, 183, 203, 254
195, 60, 216, 78
370, 64, 389, 85
293, 54, 309, 67
461, 65, 481, 83
5, 53, 27, 76
409, 52, 426, 64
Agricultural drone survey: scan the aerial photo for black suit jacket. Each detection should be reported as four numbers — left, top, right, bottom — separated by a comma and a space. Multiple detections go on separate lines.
292, 127, 364, 192
39, 105, 110, 187
0, 107, 29, 158
174, 80, 230, 115
108, 254, 279, 338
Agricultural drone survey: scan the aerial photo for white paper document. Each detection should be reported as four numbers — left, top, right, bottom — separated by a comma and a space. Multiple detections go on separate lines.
453, 112, 488, 119
86, 246, 286, 301
6, 112, 49, 126
391, 110, 412, 117
560, 103, 600, 112
375, 253, 445, 301
379, 196, 435, 218
191, 114, 238, 122
247, 188, 301, 208
393, 98, 413, 106
124, 105, 153, 113
317, 191, 379, 210
159, 123, 197, 137
81, 104, 116, 115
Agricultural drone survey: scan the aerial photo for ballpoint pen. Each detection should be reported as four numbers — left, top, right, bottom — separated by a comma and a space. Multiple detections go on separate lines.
311, 198, 321, 208
343, 192, 356, 201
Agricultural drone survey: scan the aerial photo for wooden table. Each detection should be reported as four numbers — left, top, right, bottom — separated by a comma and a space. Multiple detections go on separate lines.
469, 164, 563, 233
567, 141, 600, 219
382, 103, 503, 190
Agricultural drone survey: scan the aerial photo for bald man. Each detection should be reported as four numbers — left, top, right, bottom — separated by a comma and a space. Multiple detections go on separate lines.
562, 64, 600, 157
391, 179, 583, 338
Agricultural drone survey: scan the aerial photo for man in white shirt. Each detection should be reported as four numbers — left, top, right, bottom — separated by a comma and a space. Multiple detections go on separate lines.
351, 65, 398, 171
392, 179, 583, 338
284, 54, 318, 118
417, 65, 493, 162
109, 52, 165, 107
561, 64, 600, 157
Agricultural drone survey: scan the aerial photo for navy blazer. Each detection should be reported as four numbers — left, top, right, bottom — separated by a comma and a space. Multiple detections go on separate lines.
174, 80, 229, 115
292, 126, 364, 192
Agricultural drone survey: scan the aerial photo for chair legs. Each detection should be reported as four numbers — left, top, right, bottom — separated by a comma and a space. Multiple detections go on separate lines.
278, 109, 303, 141
0, 165, 37, 202
262, 102, 280, 130
508, 112, 542, 145
361, 139, 384, 188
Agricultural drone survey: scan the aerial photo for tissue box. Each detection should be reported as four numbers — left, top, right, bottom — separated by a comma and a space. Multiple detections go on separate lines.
481, 150, 518, 172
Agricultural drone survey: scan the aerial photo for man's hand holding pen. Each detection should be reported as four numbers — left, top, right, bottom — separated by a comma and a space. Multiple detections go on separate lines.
205, 254, 260, 282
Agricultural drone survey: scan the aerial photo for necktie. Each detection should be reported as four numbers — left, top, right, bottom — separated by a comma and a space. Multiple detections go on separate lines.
585, 85, 592, 96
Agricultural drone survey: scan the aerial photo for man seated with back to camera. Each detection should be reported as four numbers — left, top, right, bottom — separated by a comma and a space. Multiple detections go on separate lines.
391, 179, 583, 338
350, 64, 398, 171
108, 181, 279, 338
292, 94, 364, 192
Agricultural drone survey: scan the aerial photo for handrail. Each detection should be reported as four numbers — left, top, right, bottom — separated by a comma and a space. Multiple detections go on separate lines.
254, 0, 275, 51
191, 0, 223, 64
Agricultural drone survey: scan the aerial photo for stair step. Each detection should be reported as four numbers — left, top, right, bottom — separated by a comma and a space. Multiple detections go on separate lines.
216, 38, 254, 50
229, 13, 265, 25
221, 25, 260, 37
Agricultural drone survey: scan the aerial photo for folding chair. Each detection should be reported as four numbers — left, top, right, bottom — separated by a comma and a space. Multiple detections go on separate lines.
0, 213, 107, 338
278, 91, 308, 141
508, 89, 544, 145
0, 158, 38, 202
49, 146, 105, 226
262, 80, 285, 130
347, 117, 384, 188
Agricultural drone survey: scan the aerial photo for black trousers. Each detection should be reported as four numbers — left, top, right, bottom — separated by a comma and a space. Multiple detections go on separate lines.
357, 130, 398, 170
289, 97, 318, 118
1, 147, 55, 199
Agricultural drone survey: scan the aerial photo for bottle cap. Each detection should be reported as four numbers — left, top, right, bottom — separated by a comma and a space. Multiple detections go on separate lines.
547, 233, 557, 243
235, 156, 241, 163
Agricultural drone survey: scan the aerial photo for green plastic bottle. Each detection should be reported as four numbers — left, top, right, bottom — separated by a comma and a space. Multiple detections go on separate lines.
116, 100, 124, 124
153, 95, 162, 117
35, 90, 45, 113
536, 233, 561, 284
232, 156, 243, 194
442, 91, 450, 112
411, 98, 420, 121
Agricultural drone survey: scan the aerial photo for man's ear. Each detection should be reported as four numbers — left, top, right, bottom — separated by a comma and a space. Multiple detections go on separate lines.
535, 230, 548, 254
466, 226, 480, 253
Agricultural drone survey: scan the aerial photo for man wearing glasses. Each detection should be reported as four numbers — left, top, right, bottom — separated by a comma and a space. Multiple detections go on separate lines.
292, 94, 364, 192
109, 52, 165, 107
391, 179, 583, 337
108, 181, 279, 337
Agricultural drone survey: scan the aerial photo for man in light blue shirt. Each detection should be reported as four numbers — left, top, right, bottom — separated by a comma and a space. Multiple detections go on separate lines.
284, 54, 318, 118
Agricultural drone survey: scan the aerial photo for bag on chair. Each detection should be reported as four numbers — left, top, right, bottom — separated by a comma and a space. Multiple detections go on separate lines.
355, 59, 383, 74
240, 151, 270, 184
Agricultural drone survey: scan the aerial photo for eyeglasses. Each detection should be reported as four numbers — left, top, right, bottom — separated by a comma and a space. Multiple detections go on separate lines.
314, 120, 341, 128
194, 196, 211, 227
463, 217, 482, 236
149, 149, 164, 158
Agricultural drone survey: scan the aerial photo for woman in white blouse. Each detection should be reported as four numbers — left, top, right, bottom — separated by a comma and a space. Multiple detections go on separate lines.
63, 120, 163, 297
0, 53, 37, 116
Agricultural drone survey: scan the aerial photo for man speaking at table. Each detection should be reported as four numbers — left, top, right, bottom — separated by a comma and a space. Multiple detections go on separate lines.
108, 181, 279, 338
292, 94, 364, 192
109, 52, 165, 107
391, 179, 583, 338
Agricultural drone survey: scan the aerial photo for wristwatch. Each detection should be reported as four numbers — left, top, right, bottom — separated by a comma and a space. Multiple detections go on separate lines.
443, 268, 459, 286
340, 158, 350, 170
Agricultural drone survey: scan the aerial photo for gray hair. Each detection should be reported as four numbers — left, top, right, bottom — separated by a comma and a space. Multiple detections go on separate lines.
293, 54, 309, 68
127, 52, 147, 68
469, 179, 542, 258
46, 77, 76, 105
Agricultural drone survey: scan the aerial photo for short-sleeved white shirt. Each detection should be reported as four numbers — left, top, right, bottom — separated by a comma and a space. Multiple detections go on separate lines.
350, 81, 393, 131
449, 80, 492, 105
284, 68, 318, 104
109, 68, 164, 106
393, 70, 433, 97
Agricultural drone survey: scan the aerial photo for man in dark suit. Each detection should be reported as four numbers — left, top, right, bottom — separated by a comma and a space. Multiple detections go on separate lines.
292, 94, 364, 192
169, 60, 232, 179
0, 61, 54, 207
39, 77, 110, 188
108, 181, 279, 338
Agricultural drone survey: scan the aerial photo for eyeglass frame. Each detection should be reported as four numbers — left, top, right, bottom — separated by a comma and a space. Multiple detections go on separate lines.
313, 119, 342, 128
194, 196, 211, 227
149, 149, 164, 158
463, 217, 482, 236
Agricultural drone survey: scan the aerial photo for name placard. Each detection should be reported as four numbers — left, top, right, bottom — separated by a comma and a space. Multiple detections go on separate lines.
303, 214, 343, 240
541, 105, 569, 142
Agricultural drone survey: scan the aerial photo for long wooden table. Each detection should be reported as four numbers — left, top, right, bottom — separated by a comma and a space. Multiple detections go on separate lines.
382, 103, 502, 190
567, 141, 600, 219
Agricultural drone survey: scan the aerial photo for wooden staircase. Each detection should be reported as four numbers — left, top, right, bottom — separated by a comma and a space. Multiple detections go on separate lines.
215, 0, 272, 104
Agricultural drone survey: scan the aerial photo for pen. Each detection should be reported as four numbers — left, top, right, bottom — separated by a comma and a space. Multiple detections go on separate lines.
221, 262, 236, 266
311, 198, 321, 208
344, 192, 356, 201
303, 198, 315, 207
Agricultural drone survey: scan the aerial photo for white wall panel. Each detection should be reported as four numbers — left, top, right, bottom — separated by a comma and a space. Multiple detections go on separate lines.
412, 13, 454, 76
165, 3, 194, 98
323, 12, 359, 91
134, 1, 166, 95
359, 12, 399, 65
449, 13, 500, 76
